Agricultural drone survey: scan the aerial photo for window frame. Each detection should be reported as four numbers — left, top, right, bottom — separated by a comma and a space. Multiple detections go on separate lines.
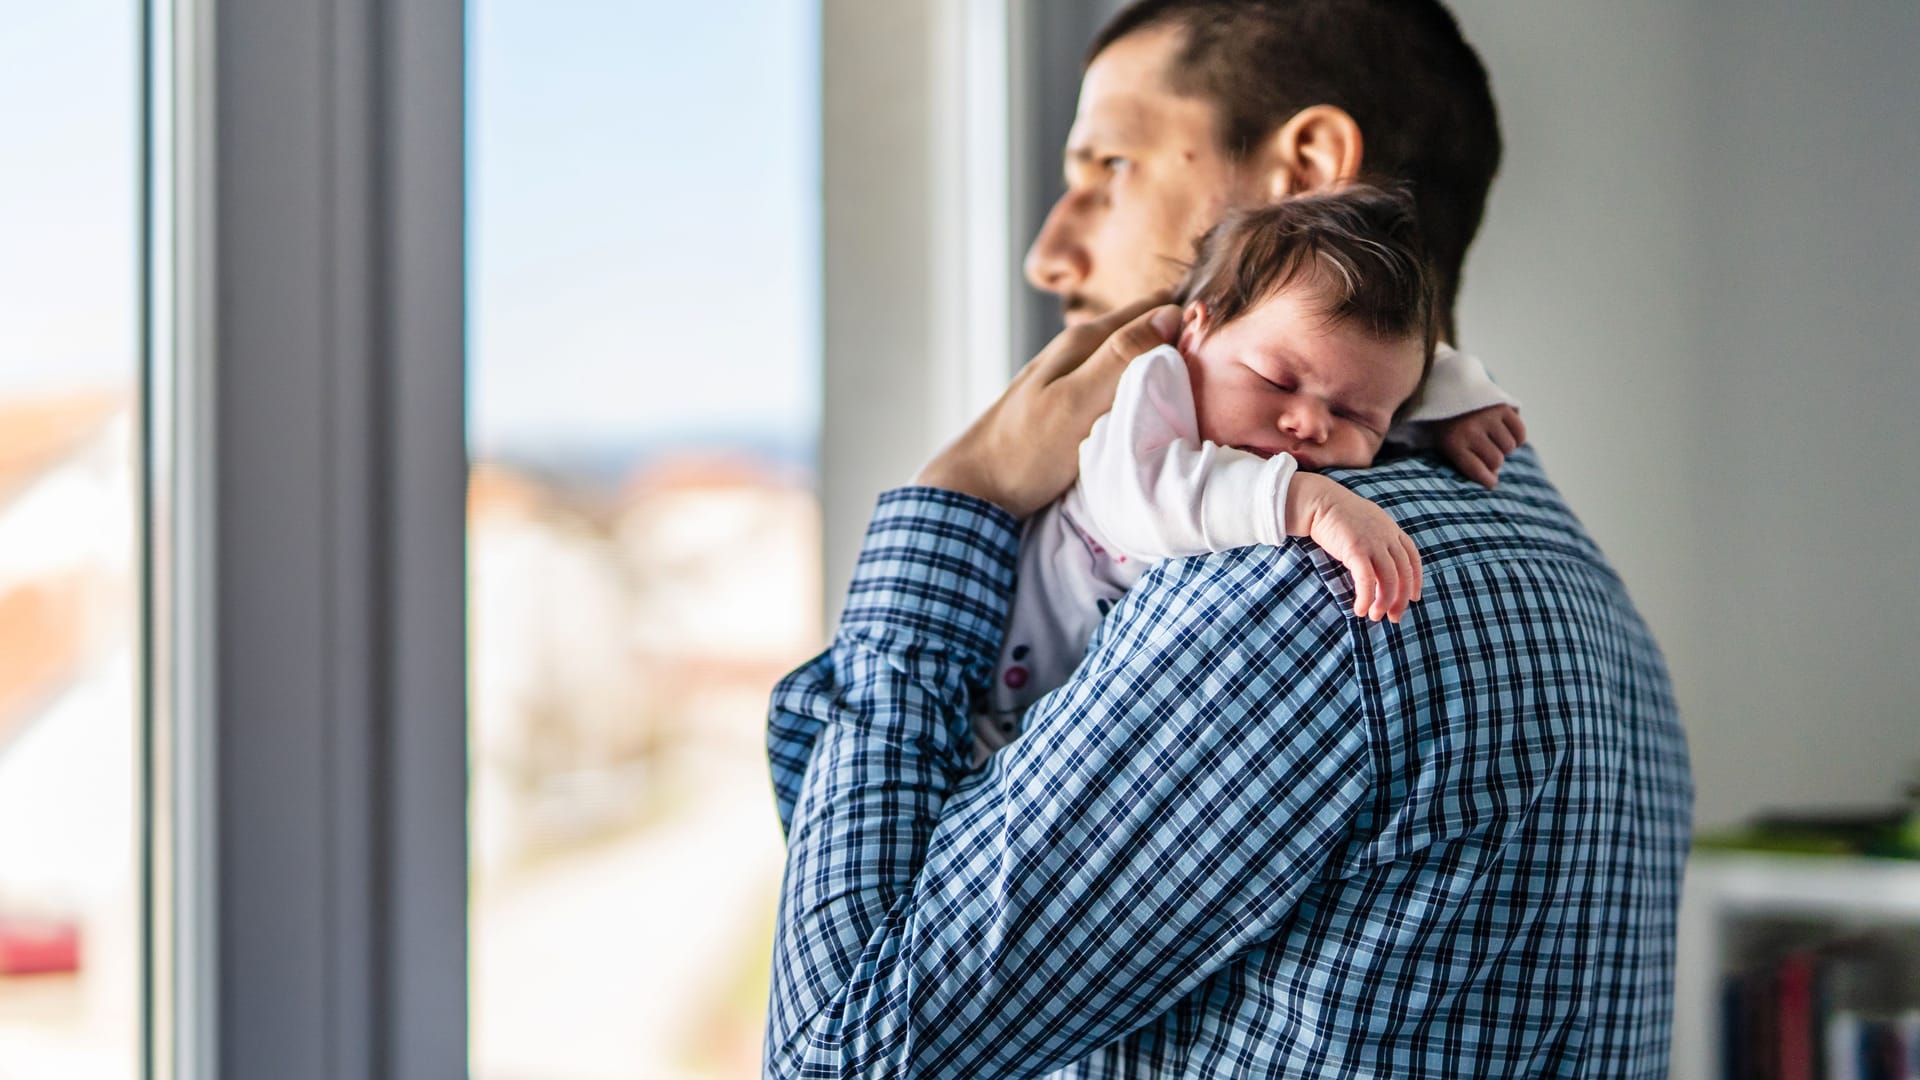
148, 0, 467, 1075
821, 0, 1023, 618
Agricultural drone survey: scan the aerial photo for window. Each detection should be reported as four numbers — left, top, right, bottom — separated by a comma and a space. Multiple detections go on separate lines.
0, 4, 144, 1077
466, 2, 821, 1074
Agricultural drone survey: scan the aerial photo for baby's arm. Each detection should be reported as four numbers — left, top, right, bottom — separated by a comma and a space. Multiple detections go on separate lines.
1078, 346, 1417, 621
1285, 473, 1422, 622
1393, 345, 1525, 488
1075, 346, 1294, 559
1436, 405, 1526, 488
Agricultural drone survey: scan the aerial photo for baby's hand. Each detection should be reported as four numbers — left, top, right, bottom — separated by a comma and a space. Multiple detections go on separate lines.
1438, 404, 1526, 488
1286, 474, 1422, 622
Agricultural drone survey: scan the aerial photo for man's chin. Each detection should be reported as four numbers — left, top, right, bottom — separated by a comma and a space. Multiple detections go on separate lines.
1060, 297, 1113, 327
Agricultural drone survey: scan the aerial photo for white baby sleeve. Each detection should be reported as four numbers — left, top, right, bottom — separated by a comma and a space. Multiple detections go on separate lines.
1388, 343, 1521, 445
1074, 344, 1299, 562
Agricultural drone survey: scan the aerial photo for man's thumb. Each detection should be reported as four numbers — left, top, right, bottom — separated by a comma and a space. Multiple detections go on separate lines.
1101, 304, 1182, 368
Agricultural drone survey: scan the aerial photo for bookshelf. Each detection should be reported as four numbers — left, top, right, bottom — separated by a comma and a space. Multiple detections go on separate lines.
1675, 851, 1920, 1079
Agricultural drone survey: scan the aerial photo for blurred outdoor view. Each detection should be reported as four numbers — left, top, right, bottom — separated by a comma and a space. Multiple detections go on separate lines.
466, 2, 821, 1077
0, 5, 145, 1079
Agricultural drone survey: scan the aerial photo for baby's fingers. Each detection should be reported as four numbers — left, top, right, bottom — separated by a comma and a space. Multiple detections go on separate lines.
1503, 408, 1528, 448
1468, 435, 1506, 488
1405, 534, 1424, 605
1352, 558, 1377, 620
1489, 417, 1518, 454
1449, 433, 1497, 488
1368, 547, 1400, 622
1385, 538, 1414, 622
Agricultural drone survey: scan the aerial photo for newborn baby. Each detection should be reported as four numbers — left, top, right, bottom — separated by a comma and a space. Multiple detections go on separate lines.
974, 186, 1523, 762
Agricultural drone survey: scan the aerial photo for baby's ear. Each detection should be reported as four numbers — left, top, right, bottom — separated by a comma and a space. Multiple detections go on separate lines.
1179, 302, 1209, 350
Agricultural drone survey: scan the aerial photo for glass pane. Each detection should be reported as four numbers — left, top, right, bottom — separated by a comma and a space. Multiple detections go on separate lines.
0, 5, 144, 1078
466, 2, 820, 1076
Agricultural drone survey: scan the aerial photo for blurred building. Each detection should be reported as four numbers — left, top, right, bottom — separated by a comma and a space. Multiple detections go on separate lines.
0, 390, 139, 1065
467, 454, 818, 879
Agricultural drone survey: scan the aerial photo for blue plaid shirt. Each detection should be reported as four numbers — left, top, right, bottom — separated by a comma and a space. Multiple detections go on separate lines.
764, 446, 1693, 1078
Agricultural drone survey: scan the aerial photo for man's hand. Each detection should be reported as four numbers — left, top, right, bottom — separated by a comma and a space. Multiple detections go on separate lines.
1285, 473, 1422, 622
914, 295, 1182, 518
1436, 404, 1526, 489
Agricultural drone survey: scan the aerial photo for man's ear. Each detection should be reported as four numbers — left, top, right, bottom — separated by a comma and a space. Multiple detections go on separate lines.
1251, 104, 1365, 201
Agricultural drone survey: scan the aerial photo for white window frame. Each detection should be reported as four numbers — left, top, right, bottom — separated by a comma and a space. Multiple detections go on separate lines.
148, 0, 466, 1075
820, 0, 1024, 616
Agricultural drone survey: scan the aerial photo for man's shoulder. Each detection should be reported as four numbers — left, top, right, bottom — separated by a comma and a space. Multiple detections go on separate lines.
1322, 445, 1612, 575
1118, 446, 1618, 635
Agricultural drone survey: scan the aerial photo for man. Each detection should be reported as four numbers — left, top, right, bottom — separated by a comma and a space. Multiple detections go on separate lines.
764, 1, 1693, 1076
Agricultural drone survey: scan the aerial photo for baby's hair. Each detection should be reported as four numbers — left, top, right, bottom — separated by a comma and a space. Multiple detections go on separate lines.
1176, 184, 1440, 377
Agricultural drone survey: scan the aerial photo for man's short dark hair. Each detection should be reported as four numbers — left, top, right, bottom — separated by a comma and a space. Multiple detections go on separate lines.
1090, 0, 1500, 341
1177, 184, 1439, 400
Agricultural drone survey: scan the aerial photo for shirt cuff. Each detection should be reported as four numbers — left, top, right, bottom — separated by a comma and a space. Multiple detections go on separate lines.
839, 486, 1021, 664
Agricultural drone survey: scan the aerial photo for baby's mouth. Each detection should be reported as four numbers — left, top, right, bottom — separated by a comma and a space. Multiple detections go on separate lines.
1238, 444, 1311, 467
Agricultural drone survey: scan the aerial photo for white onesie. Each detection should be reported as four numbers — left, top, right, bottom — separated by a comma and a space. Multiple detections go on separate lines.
970, 342, 1518, 764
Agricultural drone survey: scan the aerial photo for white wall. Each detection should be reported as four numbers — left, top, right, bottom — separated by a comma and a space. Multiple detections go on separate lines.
1448, 0, 1920, 828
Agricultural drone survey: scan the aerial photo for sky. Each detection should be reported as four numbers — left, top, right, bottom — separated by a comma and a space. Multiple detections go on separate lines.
0, 0, 821, 465
467, 0, 821, 463
0, 5, 139, 396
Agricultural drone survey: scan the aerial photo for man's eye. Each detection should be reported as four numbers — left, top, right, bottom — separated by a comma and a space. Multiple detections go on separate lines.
1101, 156, 1130, 172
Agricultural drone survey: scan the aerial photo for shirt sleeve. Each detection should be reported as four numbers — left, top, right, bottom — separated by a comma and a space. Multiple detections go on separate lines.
1388, 344, 1521, 446
1074, 344, 1299, 562
1390, 343, 1520, 445
764, 486, 1373, 1077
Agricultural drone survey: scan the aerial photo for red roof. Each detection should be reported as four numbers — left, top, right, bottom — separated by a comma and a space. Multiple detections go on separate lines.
0, 388, 126, 506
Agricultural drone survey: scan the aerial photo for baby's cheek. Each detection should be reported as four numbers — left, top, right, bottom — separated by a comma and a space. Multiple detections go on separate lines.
1338, 431, 1384, 467
1189, 382, 1238, 445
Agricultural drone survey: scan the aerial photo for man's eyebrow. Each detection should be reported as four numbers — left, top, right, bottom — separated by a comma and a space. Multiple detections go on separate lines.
1064, 111, 1150, 159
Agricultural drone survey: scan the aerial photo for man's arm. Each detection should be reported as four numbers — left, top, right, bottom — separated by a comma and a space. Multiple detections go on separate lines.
764, 487, 1373, 1077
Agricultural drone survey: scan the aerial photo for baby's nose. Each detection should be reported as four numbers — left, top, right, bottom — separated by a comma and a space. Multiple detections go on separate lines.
1281, 404, 1330, 442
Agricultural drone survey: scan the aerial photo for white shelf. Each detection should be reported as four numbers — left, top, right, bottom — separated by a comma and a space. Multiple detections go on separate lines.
1691, 851, 1920, 919
1673, 851, 1920, 1080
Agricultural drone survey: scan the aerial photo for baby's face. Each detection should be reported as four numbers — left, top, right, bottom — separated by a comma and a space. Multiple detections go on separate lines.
1177, 286, 1425, 471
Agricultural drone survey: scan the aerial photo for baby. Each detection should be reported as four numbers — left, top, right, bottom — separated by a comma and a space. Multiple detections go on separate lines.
973, 185, 1522, 763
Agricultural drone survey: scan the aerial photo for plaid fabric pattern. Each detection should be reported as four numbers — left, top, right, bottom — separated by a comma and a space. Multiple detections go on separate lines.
764, 446, 1693, 1078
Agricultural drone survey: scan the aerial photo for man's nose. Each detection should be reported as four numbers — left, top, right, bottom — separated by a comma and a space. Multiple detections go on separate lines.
1024, 196, 1090, 295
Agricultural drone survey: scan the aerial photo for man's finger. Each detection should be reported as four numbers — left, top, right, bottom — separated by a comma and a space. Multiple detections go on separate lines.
1077, 303, 1182, 383
1490, 422, 1518, 454
1082, 290, 1174, 339
1037, 293, 1171, 378
1058, 304, 1182, 421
